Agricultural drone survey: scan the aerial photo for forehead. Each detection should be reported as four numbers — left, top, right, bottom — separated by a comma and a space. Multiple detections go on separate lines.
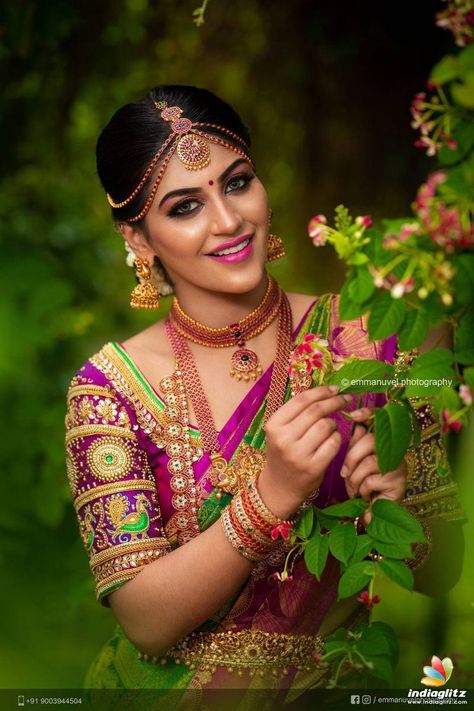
155, 142, 249, 196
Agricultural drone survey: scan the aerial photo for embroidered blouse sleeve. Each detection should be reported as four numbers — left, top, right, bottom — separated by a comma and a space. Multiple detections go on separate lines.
65, 361, 171, 603
392, 349, 466, 525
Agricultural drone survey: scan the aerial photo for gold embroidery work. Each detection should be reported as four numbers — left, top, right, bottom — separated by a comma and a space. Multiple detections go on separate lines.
94, 541, 170, 600
74, 479, 156, 511
140, 628, 324, 678
106, 492, 152, 541
86, 437, 134, 482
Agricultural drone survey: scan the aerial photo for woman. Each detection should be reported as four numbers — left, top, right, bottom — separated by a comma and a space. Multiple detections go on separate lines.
65, 85, 464, 705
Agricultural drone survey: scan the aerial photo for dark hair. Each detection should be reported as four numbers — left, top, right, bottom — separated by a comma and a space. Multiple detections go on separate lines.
96, 85, 251, 223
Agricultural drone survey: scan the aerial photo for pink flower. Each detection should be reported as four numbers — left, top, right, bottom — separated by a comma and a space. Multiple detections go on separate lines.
357, 591, 381, 610
441, 409, 463, 433
460, 384, 473, 407
308, 216, 329, 246
355, 215, 372, 228
271, 571, 293, 584
400, 222, 421, 241
271, 522, 293, 541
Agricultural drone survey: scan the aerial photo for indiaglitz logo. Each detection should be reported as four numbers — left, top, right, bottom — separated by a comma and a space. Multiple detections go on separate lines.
421, 655, 453, 687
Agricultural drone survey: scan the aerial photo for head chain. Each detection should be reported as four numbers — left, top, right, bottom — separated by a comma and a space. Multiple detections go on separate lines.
107, 100, 254, 222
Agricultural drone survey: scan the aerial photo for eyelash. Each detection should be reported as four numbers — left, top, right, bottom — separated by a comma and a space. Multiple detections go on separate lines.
167, 172, 255, 218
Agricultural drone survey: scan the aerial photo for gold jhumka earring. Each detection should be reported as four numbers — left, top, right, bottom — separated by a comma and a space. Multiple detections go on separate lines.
266, 208, 286, 262
130, 257, 161, 309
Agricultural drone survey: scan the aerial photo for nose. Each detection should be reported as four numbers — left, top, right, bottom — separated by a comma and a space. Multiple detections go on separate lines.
209, 194, 242, 235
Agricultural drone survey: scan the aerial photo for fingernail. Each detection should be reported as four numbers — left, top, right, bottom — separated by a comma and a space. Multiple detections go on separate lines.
329, 385, 339, 393
341, 465, 349, 478
343, 394, 353, 402
351, 409, 363, 417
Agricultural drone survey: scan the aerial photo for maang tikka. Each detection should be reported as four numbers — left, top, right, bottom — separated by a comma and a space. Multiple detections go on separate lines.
267, 208, 286, 262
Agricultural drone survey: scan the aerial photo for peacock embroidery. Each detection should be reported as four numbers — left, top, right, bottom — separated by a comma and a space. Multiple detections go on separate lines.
106, 493, 152, 542
80, 504, 96, 551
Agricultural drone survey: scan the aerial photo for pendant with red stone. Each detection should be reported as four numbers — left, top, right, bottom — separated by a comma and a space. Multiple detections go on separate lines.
229, 348, 263, 381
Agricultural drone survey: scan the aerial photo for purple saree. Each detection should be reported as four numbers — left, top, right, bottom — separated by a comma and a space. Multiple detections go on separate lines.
64, 292, 463, 701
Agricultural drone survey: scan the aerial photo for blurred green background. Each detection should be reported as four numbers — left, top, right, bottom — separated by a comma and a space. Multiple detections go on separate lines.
0, 0, 472, 690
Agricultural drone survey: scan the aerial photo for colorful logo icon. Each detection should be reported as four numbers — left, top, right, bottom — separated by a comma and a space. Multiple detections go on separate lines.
421, 656, 453, 687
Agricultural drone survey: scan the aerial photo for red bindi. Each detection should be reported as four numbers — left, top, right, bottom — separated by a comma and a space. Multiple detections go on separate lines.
208, 180, 214, 186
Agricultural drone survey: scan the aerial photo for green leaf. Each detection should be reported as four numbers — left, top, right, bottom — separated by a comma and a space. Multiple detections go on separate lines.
348, 252, 369, 266
368, 291, 406, 340
322, 498, 368, 518
304, 534, 329, 580
397, 309, 429, 350
357, 623, 393, 657
374, 401, 412, 473
463, 367, 474, 392
430, 55, 460, 85
337, 561, 376, 599
328, 359, 394, 394
373, 541, 413, 559
455, 312, 474, 364
365, 655, 394, 682
452, 79, 474, 109
294, 506, 315, 539
316, 512, 340, 531
452, 253, 474, 303
328, 523, 357, 565
368, 499, 425, 544
349, 535, 373, 563
348, 270, 375, 304
379, 558, 414, 591
339, 281, 368, 320
434, 385, 461, 415
405, 349, 456, 396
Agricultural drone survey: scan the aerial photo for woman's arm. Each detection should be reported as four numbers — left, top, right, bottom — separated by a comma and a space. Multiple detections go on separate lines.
109, 386, 351, 657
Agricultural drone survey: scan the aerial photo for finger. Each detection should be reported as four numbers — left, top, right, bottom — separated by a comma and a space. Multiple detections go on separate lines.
347, 423, 367, 450
270, 386, 346, 426
359, 473, 386, 500
309, 430, 342, 472
341, 434, 376, 478
348, 407, 373, 424
345, 455, 379, 495
297, 417, 338, 452
281, 394, 352, 439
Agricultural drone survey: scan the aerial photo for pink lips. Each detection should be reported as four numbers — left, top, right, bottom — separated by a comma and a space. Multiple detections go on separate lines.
207, 234, 254, 264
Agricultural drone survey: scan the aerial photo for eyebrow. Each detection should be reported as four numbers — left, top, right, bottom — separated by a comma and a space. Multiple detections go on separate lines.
158, 158, 251, 209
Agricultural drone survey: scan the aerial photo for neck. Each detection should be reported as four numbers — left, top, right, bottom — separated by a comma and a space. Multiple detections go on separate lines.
172, 274, 271, 328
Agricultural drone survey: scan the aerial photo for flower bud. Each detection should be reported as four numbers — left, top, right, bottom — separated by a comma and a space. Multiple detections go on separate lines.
390, 283, 405, 299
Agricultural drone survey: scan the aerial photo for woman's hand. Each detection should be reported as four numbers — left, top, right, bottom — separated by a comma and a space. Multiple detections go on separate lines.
341, 408, 408, 524
258, 385, 352, 519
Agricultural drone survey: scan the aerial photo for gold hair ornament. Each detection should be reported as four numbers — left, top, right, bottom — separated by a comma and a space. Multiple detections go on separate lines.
107, 101, 254, 223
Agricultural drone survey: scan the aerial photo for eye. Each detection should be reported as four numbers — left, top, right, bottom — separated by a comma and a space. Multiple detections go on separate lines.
226, 173, 255, 192
168, 199, 201, 217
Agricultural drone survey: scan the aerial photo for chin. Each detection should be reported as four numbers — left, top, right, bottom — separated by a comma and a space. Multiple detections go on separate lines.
211, 263, 268, 295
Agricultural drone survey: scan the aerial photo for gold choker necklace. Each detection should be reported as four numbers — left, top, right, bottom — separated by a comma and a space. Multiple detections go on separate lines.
168, 276, 281, 381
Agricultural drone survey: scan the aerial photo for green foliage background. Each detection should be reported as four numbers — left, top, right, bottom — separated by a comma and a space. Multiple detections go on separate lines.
0, 0, 472, 689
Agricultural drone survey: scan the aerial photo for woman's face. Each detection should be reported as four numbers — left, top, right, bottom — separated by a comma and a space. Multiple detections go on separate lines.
124, 142, 269, 296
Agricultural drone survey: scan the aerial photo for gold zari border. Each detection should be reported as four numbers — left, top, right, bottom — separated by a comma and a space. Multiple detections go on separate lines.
90, 537, 170, 567
67, 384, 117, 402
66, 424, 137, 445
74, 479, 156, 510
95, 545, 169, 599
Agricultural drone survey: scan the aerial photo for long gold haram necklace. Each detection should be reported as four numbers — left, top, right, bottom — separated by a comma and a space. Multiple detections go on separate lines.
169, 275, 281, 382
165, 291, 293, 495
